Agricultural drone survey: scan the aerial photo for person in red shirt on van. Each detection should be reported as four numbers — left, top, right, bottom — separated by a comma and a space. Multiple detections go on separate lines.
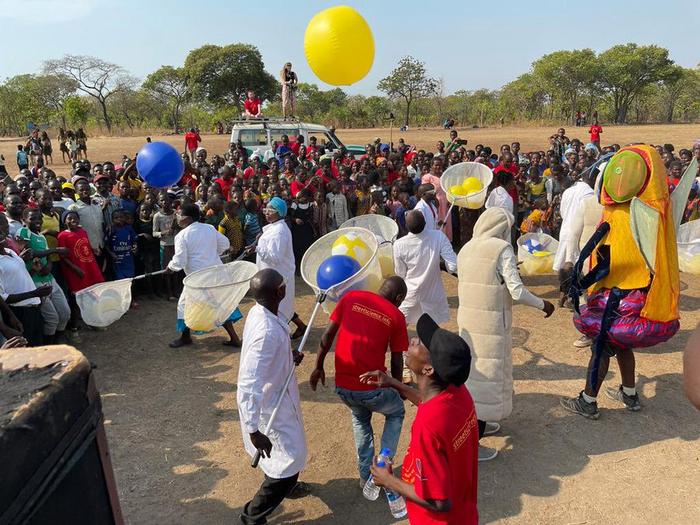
244, 90, 262, 118
361, 313, 479, 525
310, 276, 409, 485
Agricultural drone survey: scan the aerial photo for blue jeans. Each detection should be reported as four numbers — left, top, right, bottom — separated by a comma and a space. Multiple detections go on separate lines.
335, 387, 405, 480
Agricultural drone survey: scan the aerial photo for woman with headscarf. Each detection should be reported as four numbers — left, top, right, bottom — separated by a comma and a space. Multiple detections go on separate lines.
421, 157, 452, 241
280, 62, 298, 119
457, 207, 554, 461
247, 197, 307, 338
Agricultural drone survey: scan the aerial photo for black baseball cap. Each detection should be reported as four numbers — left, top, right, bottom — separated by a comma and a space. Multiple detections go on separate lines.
416, 314, 471, 385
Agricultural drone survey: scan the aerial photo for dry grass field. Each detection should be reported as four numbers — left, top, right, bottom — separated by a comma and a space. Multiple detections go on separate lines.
2, 123, 699, 180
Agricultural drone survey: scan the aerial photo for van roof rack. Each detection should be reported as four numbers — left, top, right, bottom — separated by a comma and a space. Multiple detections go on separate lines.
229, 117, 300, 127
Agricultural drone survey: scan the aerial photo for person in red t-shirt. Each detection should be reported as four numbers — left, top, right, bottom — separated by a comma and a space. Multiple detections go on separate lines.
493, 152, 519, 210
184, 128, 201, 162
310, 277, 409, 484
213, 165, 236, 200
588, 119, 603, 147
361, 314, 479, 525
243, 90, 262, 118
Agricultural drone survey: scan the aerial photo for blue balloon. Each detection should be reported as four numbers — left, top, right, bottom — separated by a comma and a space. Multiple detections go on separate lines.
316, 255, 361, 290
136, 141, 184, 188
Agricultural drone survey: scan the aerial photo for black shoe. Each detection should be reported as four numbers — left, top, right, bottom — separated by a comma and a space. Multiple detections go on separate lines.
605, 386, 642, 411
560, 391, 600, 420
287, 481, 311, 499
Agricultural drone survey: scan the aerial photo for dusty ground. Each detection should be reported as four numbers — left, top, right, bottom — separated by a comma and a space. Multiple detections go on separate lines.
74, 271, 700, 525
2, 123, 699, 180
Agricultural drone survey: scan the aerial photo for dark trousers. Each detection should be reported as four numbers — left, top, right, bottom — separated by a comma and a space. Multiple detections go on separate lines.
478, 420, 486, 440
240, 473, 299, 525
10, 305, 44, 346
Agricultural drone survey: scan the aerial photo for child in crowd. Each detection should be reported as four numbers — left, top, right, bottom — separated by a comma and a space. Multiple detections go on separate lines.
218, 200, 244, 259
205, 197, 225, 227
326, 180, 349, 230
290, 189, 316, 274
520, 198, 548, 234
105, 209, 138, 307
16, 145, 29, 170
243, 198, 262, 248
57, 210, 104, 328
135, 203, 160, 296
153, 192, 177, 300
312, 189, 328, 238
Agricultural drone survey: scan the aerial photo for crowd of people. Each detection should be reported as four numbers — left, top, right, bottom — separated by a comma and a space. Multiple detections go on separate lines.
2, 117, 700, 523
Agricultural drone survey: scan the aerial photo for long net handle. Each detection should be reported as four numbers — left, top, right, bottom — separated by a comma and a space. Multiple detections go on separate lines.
251, 294, 326, 468
132, 269, 168, 281
440, 203, 455, 231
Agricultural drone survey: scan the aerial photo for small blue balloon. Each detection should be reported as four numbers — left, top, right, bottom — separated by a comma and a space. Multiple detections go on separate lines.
316, 255, 361, 290
136, 141, 184, 188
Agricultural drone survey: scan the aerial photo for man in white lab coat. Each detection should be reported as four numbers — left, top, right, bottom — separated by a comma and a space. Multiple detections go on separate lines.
247, 197, 307, 339
412, 184, 440, 231
166, 204, 242, 348
393, 210, 458, 326
237, 269, 309, 524
552, 169, 595, 307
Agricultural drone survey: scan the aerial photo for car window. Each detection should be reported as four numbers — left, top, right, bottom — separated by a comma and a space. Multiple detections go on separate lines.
270, 129, 299, 145
324, 132, 340, 150
238, 129, 267, 147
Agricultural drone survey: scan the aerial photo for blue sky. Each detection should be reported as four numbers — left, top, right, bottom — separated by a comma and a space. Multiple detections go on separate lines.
0, 0, 698, 95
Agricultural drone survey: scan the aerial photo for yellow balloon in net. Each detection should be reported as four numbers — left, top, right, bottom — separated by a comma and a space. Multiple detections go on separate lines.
378, 254, 395, 277
304, 6, 375, 86
533, 250, 552, 257
185, 301, 218, 332
332, 232, 371, 266
449, 185, 468, 196
461, 177, 483, 195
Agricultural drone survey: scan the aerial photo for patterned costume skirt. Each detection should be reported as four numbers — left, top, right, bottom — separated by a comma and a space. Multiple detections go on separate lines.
574, 288, 679, 350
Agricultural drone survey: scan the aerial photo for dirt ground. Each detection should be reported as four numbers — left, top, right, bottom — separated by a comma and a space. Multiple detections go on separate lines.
73, 270, 700, 525
2, 123, 699, 181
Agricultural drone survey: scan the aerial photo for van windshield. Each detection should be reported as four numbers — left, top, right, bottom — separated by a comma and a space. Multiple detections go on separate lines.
238, 129, 267, 147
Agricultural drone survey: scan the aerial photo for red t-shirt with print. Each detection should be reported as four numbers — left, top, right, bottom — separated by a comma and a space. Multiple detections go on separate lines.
329, 290, 408, 391
401, 384, 479, 524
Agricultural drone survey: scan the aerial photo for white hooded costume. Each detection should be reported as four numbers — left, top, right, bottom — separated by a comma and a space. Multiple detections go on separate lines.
458, 208, 545, 422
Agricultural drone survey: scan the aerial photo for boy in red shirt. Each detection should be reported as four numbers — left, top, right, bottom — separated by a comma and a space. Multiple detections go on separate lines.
243, 90, 262, 118
588, 119, 603, 148
184, 127, 201, 162
362, 314, 478, 525
310, 277, 409, 485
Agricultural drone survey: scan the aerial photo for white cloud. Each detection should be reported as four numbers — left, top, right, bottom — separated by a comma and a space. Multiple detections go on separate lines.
0, 0, 98, 23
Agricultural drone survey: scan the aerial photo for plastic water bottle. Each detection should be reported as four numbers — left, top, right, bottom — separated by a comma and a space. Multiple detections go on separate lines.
362, 448, 392, 501
385, 487, 407, 518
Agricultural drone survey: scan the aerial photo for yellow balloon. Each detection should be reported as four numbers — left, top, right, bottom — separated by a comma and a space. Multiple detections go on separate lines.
332, 232, 371, 266
304, 6, 375, 86
449, 185, 468, 196
461, 177, 483, 195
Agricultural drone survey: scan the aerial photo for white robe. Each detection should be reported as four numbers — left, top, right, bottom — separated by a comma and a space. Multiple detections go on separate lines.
553, 181, 594, 271
237, 304, 307, 479
168, 222, 230, 320
256, 219, 296, 322
413, 199, 438, 231
485, 186, 514, 216
393, 229, 457, 325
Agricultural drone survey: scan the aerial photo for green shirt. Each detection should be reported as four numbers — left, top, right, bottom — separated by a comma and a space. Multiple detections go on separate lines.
16, 226, 52, 284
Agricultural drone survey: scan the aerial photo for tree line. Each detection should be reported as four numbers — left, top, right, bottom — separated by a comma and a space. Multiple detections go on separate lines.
0, 42, 697, 136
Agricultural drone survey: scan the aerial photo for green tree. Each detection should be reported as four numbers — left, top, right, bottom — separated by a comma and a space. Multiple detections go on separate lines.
378, 56, 438, 126
183, 43, 277, 109
43, 55, 135, 131
64, 96, 91, 127
532, 49, 599, 123
30, 74, 78, 128
143, 66, 189, 133
598, 44, 679, 123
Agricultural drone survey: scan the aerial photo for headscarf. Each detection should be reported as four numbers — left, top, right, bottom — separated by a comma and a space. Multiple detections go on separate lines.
472, 207, 514, 242
61, 209, 79, 226
267, 196, 287, 217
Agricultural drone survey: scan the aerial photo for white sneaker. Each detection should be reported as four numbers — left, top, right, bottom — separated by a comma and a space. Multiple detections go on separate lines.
478, 446, 498, 462
573, 335, 593, 348
483, 422, 501, 436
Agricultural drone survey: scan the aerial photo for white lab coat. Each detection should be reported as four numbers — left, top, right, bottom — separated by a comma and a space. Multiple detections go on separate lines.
393, 229, 457, 325
485, 186, 514, 216
168, 222, 230, 320
553, 181, 594, 271
237, 303, 307, 479
413, 199, 438, 231
256, 219, 296, 322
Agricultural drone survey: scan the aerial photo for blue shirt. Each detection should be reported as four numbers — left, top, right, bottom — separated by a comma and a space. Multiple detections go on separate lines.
243, 212, 261, 245
107, 225, 137, 279
275, 145, 292, 167
16, 150, 28, 166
